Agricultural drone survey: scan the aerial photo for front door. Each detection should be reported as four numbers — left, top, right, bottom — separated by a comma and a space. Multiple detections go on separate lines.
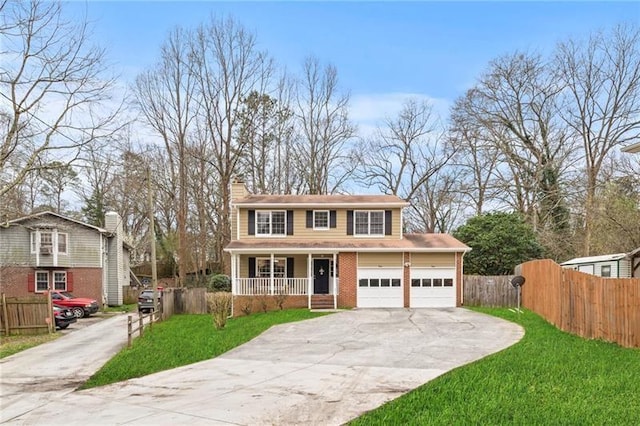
313, 259, 330, 294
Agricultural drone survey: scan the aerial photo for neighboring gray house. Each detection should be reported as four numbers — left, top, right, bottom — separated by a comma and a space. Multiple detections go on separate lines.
561, 248, 640, 278
0, 211, 131, 305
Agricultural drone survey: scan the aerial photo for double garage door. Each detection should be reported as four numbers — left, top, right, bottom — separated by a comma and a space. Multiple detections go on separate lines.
357, 267, 456, 308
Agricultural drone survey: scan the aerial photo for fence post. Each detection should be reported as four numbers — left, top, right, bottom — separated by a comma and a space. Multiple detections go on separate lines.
2, 293, 9, 336
127, 315, 132, 348
139, 314, 144, 337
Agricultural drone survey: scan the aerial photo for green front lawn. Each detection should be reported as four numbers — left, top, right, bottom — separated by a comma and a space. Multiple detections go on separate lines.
351, 308, 640, 425
81, 309, 328, 389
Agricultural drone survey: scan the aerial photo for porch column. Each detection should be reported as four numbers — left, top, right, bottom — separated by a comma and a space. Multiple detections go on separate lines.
230, 254, 237, 295
332, 252, 337, 309
308, 253, 312, 309
270, 253, 275, 295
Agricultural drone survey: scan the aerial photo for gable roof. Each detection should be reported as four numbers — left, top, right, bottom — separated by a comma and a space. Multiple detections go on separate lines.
561, 253, 627, 265
6, 211, 107, 233
621, 141, 640, 153
225, 233, 470, 253
233, 194, 409, 208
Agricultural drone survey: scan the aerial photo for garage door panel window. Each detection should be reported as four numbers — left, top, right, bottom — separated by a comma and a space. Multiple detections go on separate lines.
443, 278, 453, 287
433, 278, 443, 287
359, 277, 402, 287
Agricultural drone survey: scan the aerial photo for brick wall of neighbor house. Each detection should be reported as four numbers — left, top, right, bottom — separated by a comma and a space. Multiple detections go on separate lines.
403, 252, 411, 308
337, 252, 357, 308
0, 267, 103, 306
232, 295, 307, 316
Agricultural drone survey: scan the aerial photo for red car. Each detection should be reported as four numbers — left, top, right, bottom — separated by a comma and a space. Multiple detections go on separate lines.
51, 290, 99, 318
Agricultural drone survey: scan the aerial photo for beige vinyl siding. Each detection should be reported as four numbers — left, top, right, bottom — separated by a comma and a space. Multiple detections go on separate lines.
238, 207, 403, 240
358, 252, 403, 267
411, 252, 455, 267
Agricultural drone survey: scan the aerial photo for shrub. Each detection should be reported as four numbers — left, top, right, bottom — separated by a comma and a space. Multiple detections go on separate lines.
274, 286, 289, 310
239, 298, 253, 316
256, 293, 269, 313
207, 292, 232, 329
207, 274, 231, 292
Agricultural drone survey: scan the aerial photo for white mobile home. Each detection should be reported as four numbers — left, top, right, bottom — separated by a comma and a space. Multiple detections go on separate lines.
561, 252, 634, 278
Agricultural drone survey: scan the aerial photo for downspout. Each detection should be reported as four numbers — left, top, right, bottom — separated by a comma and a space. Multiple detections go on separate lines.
308, 253, 312, 309
333, 252, 337, 310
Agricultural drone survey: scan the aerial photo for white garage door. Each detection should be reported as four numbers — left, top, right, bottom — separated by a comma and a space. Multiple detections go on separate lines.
357, 268, 403, 308
410, 268, 456, 308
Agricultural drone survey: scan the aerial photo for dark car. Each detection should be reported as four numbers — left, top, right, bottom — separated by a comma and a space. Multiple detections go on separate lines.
53, 305, 77, 329
137, 289, 162, 314
51, 290, 99, 318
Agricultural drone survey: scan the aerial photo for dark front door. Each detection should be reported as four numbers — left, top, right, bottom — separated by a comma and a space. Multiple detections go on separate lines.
313, 259, 330, 294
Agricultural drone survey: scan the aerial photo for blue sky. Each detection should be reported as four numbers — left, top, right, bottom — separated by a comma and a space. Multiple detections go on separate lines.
66, 1, 638, 124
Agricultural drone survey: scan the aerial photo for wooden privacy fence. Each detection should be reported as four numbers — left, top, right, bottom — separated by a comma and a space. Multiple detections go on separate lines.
1, 293, 54, 335
521, 259, 640, 348
159, 287, 208, 320
463, 275, 517, 307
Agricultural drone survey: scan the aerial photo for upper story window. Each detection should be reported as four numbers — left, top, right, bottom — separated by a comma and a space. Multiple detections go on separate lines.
355, 211, 384, 236
31, 231, 68, 255
256, 211, 286, 236
313, 211, 329, 230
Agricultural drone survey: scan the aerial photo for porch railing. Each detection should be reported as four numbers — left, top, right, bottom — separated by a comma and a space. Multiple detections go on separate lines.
235, 278, 309, 296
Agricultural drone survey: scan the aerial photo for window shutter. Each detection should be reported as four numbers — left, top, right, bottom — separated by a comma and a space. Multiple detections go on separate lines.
306, 210, 313, 228
248, 210, 255, 235
287, 210, 294, 235
347, 210, 354, 235
27, 273, 35, 292
330, 210, 337, 228
67, 271, 74, 291
287, 257, 294, 278
385, 210, 392, 235
248, 257, 256, 278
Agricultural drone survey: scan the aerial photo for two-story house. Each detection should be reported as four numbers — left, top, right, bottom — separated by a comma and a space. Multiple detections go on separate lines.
225, 181, 470, 314
0, 211, 131, 306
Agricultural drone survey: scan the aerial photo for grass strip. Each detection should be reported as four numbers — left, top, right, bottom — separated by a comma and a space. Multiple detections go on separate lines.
0, 333, 60, 359
81, 309, 327, 389
351, 308, 640, 425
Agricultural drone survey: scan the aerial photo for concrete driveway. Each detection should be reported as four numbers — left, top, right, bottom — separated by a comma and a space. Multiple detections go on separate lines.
1, 308, 523, 425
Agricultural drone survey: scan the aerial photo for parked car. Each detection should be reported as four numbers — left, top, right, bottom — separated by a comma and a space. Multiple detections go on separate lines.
51, 290, 99, 318
53, 305, 77, 329
137, 289, 162, 314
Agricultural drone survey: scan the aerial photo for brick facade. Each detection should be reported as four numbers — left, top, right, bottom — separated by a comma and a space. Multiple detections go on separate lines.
232, 295, 307, 316
337, 252, 357, 308
0, 266, 104, 306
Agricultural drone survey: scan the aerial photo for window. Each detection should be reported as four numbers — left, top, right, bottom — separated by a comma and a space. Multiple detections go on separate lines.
313, 211, 329, 230
354, 211, 384, 236
36, 271, 49, 292
359, 278, 401, 287
601, 265, 611, 278
257, 258, 286, 278
57, 233, 68, 254
256, 211, 286, 236
54, 271, 67, 290
30, 231, 68, 254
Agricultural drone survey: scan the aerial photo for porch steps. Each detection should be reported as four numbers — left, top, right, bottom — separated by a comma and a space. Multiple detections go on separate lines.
310, 295, 334, 310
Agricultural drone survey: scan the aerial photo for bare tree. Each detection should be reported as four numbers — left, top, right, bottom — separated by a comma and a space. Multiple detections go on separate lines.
190, 16, 273, 270
452, 52, 573, 232
134, 27, 197, 286
0, 0, 122, 199
295, 56, 356, 194
555, 24, 640, 255
355, 99, 451, 201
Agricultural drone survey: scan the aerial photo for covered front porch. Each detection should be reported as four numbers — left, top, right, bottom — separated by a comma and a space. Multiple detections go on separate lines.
229, 252, 339, 309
